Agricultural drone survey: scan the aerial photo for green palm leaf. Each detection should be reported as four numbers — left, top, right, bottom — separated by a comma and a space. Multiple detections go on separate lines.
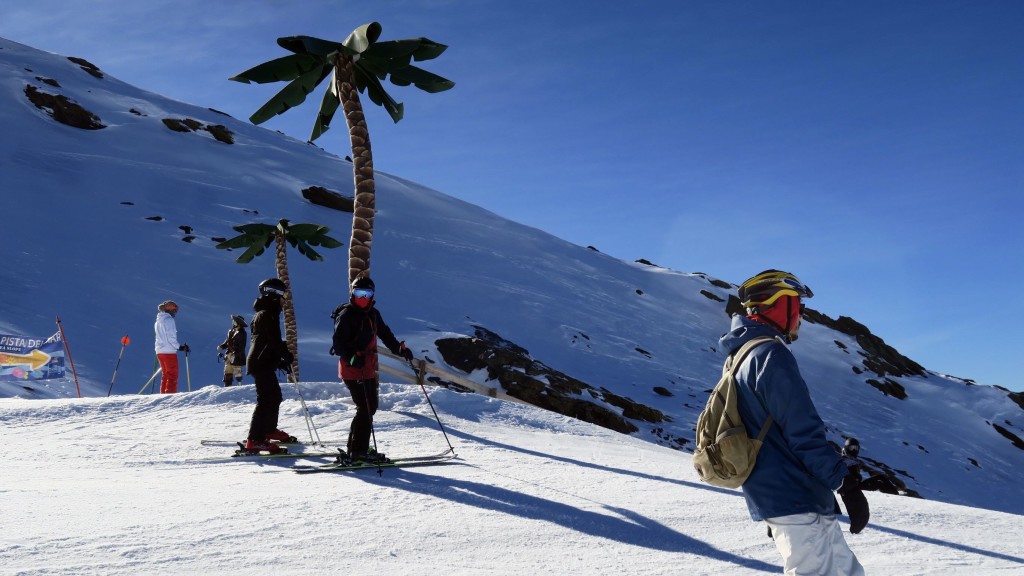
310, 83, 341, 142
229, 54, 321, 85
278, 35, 349, 58
354, 67, 404, 122
388, 65, 455, 93
342, 22, 383, 54
249, 65, 331, 125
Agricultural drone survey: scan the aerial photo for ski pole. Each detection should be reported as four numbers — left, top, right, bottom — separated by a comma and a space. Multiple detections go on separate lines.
364, 378, 384, 476
138, 367, 162, 395
55, 316, 81, 398
285, 368, 321, 445
409, 357, 455, 454
107, 335, 130, 397
185, 350, 191, 392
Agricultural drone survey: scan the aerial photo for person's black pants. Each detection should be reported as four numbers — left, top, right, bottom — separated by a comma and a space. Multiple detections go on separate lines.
247, 369, 282, 441
344, 378, 379, 455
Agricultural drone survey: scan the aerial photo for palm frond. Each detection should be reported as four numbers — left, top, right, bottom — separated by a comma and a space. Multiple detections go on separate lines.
342, 22, 383, 54
278, 35, 349, 58
229, 54, 321, 85
249, 65, 331, 125
387, 64, 455, 93
310, 81, 341, 142
354, 67, 404, 123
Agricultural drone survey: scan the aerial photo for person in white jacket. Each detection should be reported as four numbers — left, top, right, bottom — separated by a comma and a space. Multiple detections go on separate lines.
154, 300, 189, 394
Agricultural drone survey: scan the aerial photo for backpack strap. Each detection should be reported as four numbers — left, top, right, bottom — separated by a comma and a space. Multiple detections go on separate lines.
726, 336, 778, 441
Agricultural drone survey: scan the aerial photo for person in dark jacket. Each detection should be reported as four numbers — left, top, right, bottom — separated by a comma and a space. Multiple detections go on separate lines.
217, 315, 247, 387
330, 276, 413, 462
838, 437, 870, 534
243, 278, 295, 454
719, 270, 863, 576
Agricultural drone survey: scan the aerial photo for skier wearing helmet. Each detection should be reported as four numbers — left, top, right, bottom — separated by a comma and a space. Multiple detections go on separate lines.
718, 270, 863, 575
330, 276, 414, 463
838, 438, 870, 534
154, 300, 189, 394
242, 278, 295, 454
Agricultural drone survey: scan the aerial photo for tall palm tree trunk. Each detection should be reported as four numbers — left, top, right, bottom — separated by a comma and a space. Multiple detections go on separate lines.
335, 55, 375, 286
275, 233, 299, 380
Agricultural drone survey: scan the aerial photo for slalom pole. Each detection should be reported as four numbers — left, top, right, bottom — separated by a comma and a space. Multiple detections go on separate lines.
409, 357, 455, 454
55, 316, 81, 398
285, 369, 321, 445
107, 335, 130, 397
138, 367, 161, 395
184, 351, 191, 392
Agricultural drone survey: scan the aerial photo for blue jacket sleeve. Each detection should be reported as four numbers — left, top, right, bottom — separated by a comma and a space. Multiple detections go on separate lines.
760, 346, 847, 490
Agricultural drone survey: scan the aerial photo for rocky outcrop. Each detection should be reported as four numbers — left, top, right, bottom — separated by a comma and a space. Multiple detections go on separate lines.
803, 311, 926, 379
302, 186, 354, 212
435, 326, 671, 436
24, 85, 104, 130
161, 117, 234, 144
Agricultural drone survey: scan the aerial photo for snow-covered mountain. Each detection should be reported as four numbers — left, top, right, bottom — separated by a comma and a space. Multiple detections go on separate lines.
1, 35, 1021, 522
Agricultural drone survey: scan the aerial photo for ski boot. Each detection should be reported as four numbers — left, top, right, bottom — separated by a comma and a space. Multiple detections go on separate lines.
349, 448, 389, 465
235, 439, 287, 456
265, 429, 298, 443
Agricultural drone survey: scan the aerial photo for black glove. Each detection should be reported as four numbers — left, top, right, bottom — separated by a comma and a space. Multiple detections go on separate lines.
281, 349, 294, 365
349, 354, 365, 368
399, 342, 414, 361
178, 343, 190, 353
217, 352, 225, 363
279, 359, 293, 373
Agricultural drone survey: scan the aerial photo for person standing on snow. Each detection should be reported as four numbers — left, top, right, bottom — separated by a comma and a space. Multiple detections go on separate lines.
838, 437, 870, 535
719, 270, 863, 576
330, 276, 413, 463
154, 300, 189, 394
243, 278, 295, 454
217, 315, 248, 387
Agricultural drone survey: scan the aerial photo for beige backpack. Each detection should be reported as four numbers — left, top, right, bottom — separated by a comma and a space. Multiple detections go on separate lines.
693, 336, 776, 488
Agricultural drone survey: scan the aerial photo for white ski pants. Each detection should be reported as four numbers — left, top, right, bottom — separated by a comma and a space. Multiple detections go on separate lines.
766, 512, 865, 575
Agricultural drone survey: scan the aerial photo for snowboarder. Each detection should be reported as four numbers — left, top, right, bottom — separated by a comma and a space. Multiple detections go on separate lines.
242, 278, 295, 454
217, 315, 247, 387
154, 300, 189, 394
330, 276, 414, 463
719, 270, 863, 575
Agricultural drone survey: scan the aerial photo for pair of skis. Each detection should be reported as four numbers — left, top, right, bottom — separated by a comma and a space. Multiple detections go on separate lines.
198, 439, 457, 473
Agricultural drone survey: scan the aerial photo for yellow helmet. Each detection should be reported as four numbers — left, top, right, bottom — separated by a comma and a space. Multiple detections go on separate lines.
738, 270, 813, 311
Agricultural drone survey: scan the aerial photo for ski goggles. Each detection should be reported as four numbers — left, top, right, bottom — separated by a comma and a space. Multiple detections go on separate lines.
263, 286, 287, 297
353, 288, 374, 300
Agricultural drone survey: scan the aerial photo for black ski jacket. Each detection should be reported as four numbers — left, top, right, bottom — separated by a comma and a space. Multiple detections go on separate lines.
247, 296, 289, 374
219, 327, 247, 366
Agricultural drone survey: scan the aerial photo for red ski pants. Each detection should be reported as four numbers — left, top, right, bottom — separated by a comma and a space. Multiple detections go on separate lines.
157, 353, 179, 394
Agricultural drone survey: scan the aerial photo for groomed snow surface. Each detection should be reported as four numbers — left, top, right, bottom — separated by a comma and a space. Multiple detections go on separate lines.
2, 381, 1021, 575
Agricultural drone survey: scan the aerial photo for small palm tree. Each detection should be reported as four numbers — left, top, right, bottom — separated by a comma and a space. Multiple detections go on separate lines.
216, 219, 343, 380
230, 22, 454, 285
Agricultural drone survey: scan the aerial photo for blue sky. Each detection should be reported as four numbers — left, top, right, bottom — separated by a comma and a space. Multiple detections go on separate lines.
4, 1, 1022, 391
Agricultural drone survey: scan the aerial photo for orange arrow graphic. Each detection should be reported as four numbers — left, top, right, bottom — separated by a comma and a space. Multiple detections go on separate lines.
0, 349, 52, 371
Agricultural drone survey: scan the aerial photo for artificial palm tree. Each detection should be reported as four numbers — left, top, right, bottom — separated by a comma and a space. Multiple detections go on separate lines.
229, 22, 454, 285
216, 219, 342, 380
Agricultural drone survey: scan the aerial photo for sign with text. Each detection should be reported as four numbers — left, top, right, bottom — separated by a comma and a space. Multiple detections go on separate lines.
0, 331, 65, 381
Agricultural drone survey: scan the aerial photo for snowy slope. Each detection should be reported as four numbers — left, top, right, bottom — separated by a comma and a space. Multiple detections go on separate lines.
1, 36, 1022, 521
1, 385, 1022, 575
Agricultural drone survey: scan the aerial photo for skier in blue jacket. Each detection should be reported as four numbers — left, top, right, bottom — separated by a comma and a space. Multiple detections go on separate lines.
719, 270, 863, 576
